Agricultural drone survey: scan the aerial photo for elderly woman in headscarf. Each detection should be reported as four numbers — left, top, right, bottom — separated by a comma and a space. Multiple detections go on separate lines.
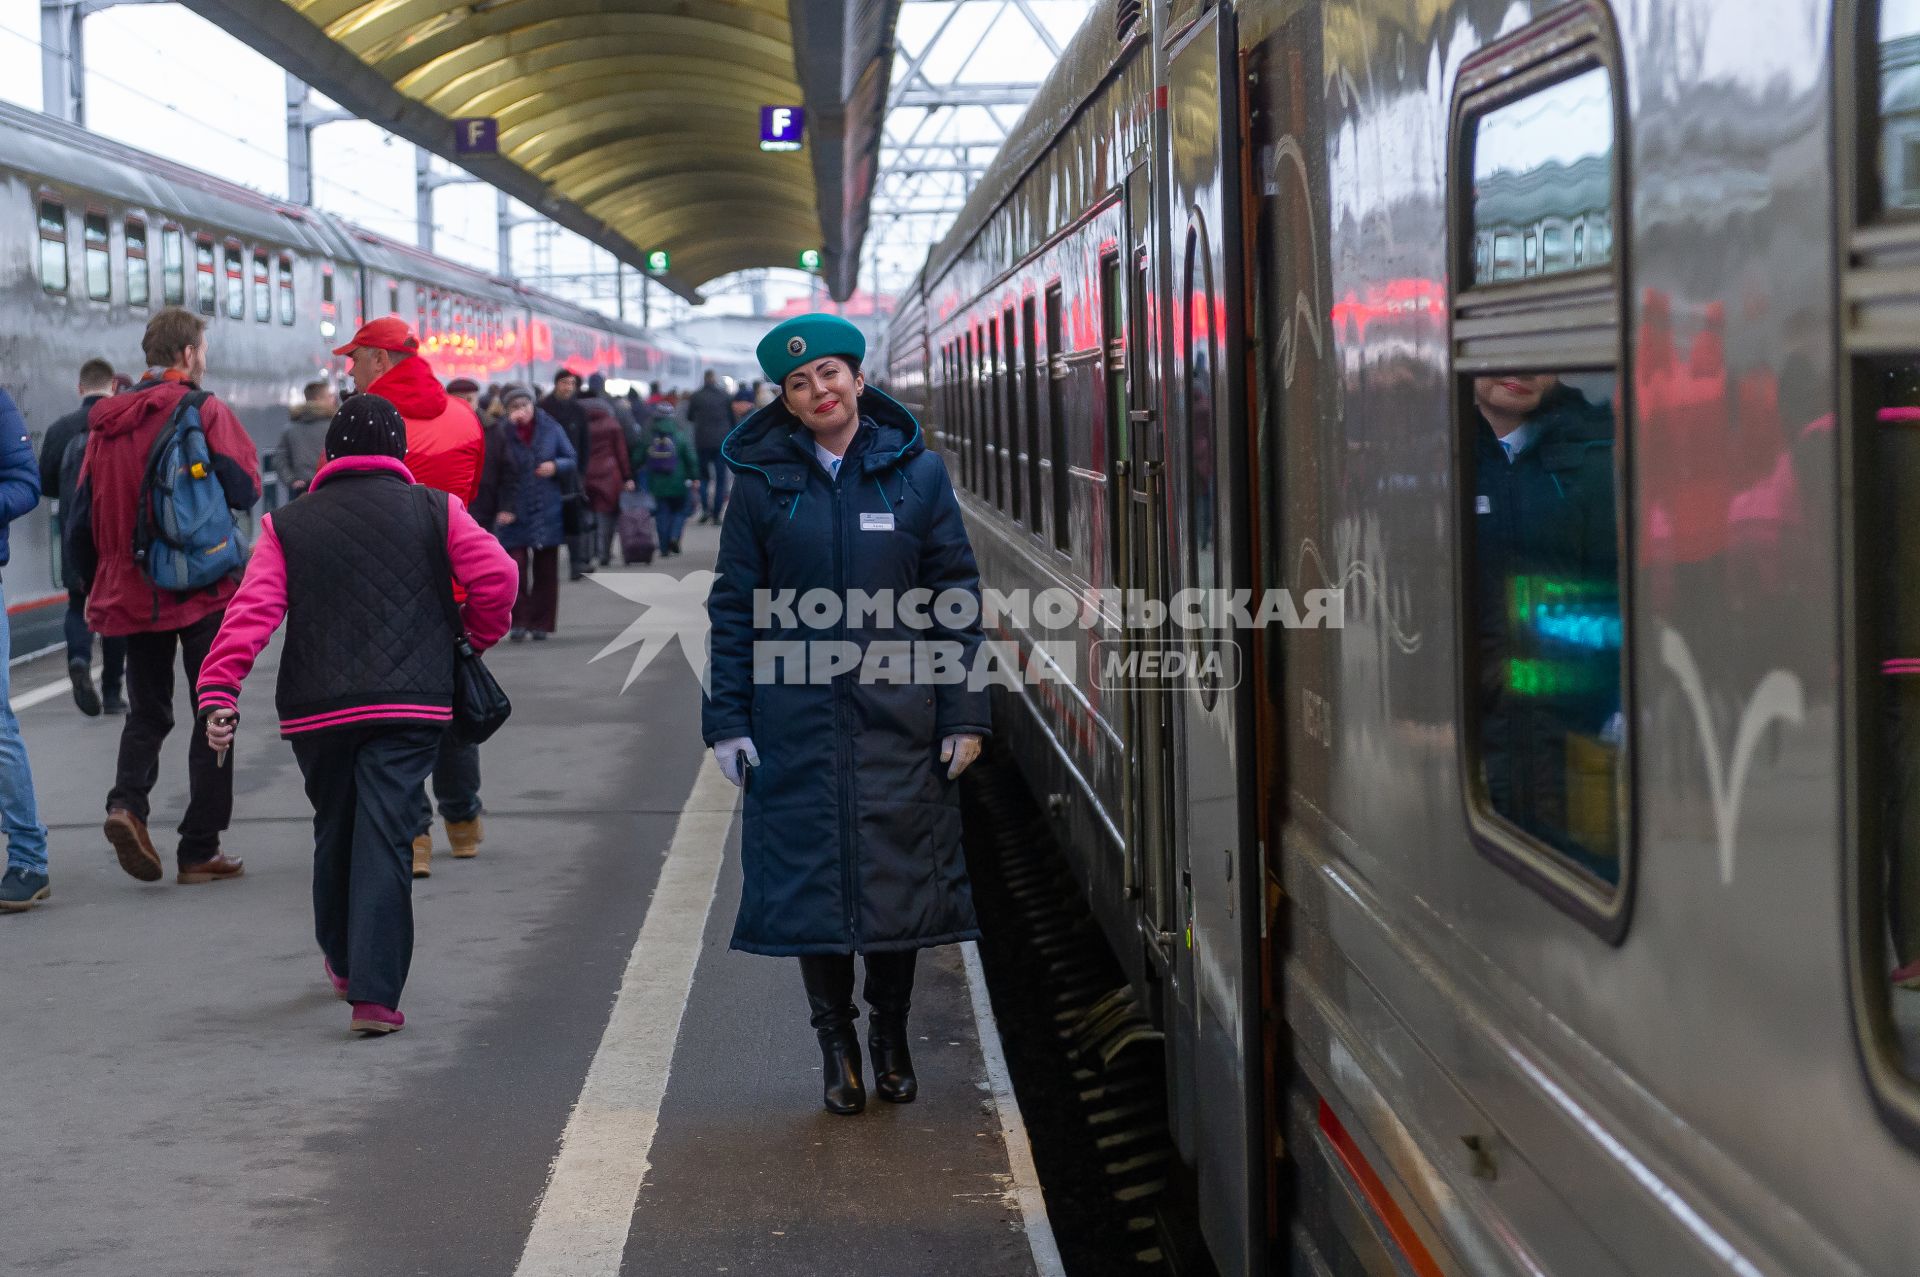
704, 314, 989, 1115
195, 394, 516, 1036
477, 384, 578, 641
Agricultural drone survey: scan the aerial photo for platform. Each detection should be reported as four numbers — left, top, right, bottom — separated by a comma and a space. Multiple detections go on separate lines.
0, 520, 1052, 1277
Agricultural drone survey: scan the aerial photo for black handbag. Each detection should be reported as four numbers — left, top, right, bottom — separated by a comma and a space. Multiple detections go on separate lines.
560, 471, 592, 537
420, 488, 512, 743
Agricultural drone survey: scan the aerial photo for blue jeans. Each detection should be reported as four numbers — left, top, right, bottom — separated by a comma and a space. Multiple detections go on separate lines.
697, 448, 731, 518
656, 494, 690, 547
0, 583, 49, 873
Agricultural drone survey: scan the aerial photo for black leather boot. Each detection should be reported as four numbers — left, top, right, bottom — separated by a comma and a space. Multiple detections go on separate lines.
800, 955, 866, 1115
864, 951, 919, 1104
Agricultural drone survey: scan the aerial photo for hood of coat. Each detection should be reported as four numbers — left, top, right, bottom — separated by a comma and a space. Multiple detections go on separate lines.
89, 377, 192, 440
364, 355, 448, 422
720, 385, 922, 489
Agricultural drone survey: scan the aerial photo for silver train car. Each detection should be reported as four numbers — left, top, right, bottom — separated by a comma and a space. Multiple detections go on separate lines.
0, 98, 750, 655
879, 0, 1920, 1272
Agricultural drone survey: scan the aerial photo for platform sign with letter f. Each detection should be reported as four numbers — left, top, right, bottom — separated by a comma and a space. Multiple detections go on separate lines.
760, 105, 804, 152
454, 118, 498, 154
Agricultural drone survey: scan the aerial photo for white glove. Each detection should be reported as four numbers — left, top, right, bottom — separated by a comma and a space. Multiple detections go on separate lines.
940, 733, 983, 781
714, 736, 759, 787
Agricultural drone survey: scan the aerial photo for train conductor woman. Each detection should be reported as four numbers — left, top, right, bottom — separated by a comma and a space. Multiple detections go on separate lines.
703, 313, 990, 1115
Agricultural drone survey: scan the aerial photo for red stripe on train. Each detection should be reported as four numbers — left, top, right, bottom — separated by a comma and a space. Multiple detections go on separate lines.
1316, 1099, 1446, 1277
6, 593, 65, 617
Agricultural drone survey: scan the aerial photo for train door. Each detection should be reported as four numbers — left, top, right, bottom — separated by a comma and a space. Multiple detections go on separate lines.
1166, 4, 1261, 1272
1119, 160, 1178, 951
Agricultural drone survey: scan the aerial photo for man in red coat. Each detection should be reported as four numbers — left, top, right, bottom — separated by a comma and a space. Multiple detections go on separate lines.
82, 307, 259, 885
334, 317, 490, 876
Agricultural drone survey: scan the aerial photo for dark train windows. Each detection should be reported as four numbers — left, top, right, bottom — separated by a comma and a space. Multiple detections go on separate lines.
278, 255, 294, 325
1451, 4, 1629, 932
1876, 3, 1920, 211
37, 198, 67, 294
1003, 306, 1021, 523
1046, 283, 1069, 552
1183, 221, 1219, 599
222, 242, 243, 319
1023, 296, 1042, 531
252, 250, 270, 322
988, 318, 1003, 510
194, 236, 216, 315
1469, 65, 1614, 285
388, 282, 400, 314
125, 219, 148, 308
963, 329, 977, 493
162, 227, 184, 306
82, 211, 108, 301
1100, 252, 1125, 580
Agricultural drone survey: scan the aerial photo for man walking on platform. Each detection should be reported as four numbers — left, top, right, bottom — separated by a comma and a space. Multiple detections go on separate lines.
40, 357, 125, 716
77, 308, 258, 886
686, 369, 734, 525
335, 316, 489, 877
539, 368, 593, 580
0, 387, 53, 911
278, 379, 336, 501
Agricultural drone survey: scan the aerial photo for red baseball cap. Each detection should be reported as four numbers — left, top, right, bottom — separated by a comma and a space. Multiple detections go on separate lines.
331, 315, 420, 357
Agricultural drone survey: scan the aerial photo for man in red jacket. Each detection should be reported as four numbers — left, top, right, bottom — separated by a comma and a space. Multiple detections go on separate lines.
334, 316, 489, 876
82, 307, 259, 885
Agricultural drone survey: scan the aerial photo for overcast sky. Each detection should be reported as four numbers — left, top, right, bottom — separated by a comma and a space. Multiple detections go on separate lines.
0, 0, 1088, 321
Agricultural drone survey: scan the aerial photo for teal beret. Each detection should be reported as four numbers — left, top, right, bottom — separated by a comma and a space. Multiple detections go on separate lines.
757, 313, 866, 384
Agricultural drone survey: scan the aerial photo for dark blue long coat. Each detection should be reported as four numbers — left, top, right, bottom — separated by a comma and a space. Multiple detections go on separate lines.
491, 409, 577, 551
702, 388, 991, 956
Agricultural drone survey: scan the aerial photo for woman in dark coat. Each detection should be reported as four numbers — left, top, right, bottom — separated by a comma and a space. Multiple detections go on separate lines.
580, 398, 635, 567
703, 313, 990, 1116
479, 384, 577, 641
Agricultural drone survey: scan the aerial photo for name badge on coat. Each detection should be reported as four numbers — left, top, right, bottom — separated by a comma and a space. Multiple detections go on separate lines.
860, 512, 895, 532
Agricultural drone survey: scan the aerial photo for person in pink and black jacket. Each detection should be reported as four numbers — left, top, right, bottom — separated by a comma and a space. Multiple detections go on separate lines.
195, 395, 515, 1036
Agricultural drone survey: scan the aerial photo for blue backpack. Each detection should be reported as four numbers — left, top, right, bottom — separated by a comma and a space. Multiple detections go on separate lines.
134, 390, 247, 592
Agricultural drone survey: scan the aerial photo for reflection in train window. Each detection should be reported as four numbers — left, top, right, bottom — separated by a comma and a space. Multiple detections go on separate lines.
162, 228, 184, 306
1861, 355, 1920, 1074
1467, 370, 1623, 882
1471, 66, 1614, 284
1023, 297, 1042, 528
194, 237, 216, 315
1046, 283, 1069, 552
278, 255, 294, 325
988, 318, 1004, 511
38, 198, 66, 294
125, 219, 148, 308
1880, 3, 1920, 210
1004, 307, 1022, 524
83, 212, 108, 301
1183, 221, 1218, 599
252, 250, 270, 322
223, 244, 244, 319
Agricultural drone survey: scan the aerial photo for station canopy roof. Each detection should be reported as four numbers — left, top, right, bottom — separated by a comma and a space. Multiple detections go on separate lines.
181, 0, 899, 301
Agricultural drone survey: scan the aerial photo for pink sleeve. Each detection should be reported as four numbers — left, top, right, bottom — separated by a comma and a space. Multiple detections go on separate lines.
447, 494, 518, 653
195, 516, 288, 716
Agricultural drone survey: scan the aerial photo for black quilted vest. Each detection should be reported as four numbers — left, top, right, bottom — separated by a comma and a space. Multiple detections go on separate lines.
269, 471, 455, 725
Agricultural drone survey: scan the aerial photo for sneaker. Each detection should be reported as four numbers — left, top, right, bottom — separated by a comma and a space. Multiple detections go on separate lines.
350, 1002, 405, 1035
509, 628, 529, 643
0, 865, 49, 912
323, 958, 348, 1000
101, 689, 126, 714
531, 631, 550, 642
103, 808, 163, 882
68, 657, 100, 717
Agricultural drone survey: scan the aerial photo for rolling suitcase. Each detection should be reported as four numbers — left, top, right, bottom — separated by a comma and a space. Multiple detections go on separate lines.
619, 492, 657, 565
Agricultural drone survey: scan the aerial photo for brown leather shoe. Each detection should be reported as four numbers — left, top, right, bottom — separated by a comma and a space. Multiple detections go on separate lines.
447, 817, 483, 859
103, 809, 162, 882
412, 833, 432, 878
177, 853, 244, 885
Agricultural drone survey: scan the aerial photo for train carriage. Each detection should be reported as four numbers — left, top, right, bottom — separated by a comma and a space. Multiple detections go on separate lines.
881, 0, 1920, 1272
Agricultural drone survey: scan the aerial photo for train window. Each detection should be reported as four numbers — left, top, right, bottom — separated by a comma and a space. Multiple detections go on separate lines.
1004, 307, 1022, 523
278, 255, 294, 325
1452, 5, 1629, 930
37, 198, 67, 294
223, 243, 244, 319
83, 212, 109, 301
962, 329, 976, 493
1876, 3, 1920, 212
388, 282, 400, 314
1183, 221, 1219, 603
125, 219, 148, 308
1101, 252, 1125, 580
1046, 283, 1069, 552
162, 228, 184, 305
194, 236, 215, 315
1470, 65, 1614, 285
1023, 296, 1043, 531
252, 250, 270, 322
988, 318, 1004, 510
